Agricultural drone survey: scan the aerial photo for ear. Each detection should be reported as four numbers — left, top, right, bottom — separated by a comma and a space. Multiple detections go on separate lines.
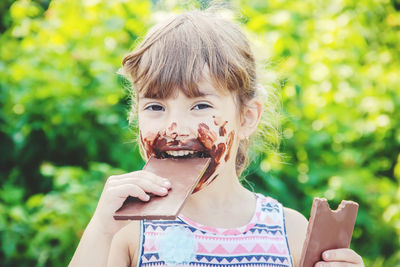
239, 97, 263, 140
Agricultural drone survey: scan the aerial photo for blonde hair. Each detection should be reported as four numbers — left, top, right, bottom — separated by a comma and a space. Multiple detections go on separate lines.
118, 9, 280, 176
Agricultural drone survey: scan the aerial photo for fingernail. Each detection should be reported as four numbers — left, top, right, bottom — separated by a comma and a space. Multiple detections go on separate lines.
145, 194, 150, 201
323, 251, 329, 259
159, 187, 168, 193
163, 181, 171, 187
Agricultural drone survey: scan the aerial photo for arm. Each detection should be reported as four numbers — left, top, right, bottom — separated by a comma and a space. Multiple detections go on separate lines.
68, 218, 122, 267
284, 207, 308, 267
68, 171, 171, 267
107, 221, 141, 267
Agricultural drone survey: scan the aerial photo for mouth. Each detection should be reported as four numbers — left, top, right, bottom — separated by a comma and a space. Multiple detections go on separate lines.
158, 150, 211, 159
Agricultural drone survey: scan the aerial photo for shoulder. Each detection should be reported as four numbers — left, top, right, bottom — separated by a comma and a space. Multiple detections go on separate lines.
111, 220, 141, 267
283, 207, 308, 267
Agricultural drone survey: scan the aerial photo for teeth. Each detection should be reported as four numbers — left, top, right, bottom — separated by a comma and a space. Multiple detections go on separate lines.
165, 151, 178, 157
165, 150, 196, 157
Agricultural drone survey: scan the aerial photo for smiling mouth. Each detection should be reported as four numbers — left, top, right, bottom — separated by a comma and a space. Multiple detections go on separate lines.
159, 150, 211, 159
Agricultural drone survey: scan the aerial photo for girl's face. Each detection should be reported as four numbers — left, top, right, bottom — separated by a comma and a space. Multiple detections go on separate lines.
137, 75, 242, 192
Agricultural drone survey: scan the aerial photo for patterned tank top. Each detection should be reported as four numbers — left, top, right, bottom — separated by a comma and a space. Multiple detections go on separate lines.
137, 194, 293, 267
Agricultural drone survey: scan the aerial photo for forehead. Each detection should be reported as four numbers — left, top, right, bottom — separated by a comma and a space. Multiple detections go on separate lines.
137, 71, 230, 100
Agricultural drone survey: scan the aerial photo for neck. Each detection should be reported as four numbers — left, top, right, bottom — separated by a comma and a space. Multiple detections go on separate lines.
182, 164, 254, 214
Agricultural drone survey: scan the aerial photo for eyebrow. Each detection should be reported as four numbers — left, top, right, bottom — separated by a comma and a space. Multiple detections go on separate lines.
138, 92, 219, 100
197, 92, 219, 97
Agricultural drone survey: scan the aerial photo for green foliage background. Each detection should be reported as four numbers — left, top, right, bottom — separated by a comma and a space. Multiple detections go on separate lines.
0, 0, 399, 266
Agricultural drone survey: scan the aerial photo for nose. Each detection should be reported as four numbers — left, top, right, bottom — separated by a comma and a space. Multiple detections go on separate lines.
164, 121, 191, 139
165, 121, 178, 137
163, 110, 193, 139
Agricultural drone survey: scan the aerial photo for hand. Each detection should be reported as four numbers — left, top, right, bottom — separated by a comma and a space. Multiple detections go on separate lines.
90, 170, 171, 236
315, 248, 364, 267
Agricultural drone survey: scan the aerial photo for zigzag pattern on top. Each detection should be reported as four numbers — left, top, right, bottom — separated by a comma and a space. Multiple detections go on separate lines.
142, 253, 290, 263
143, 223, 284, 236
138, 194, 293, 267
141, 263, 290, 267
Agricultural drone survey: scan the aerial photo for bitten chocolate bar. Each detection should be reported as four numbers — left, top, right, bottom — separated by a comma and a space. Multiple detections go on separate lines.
113, 157, 210, 220
299, 198, 359, 267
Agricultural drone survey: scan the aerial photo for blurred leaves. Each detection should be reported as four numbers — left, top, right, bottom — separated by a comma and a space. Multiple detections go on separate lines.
0, 0, 148, 265
0, 0, 399, 266
241, 0, 400, 265
1, 162, 125, 266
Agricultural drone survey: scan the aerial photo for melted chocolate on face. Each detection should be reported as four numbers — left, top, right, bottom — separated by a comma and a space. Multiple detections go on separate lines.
213, 115, 228, 137
197, 123, 217, 149
140, 120, 236, 193
167, 122, 178, 139
224, 131, 235, 162
140, 131, 161, 159
168, 122, 177, 132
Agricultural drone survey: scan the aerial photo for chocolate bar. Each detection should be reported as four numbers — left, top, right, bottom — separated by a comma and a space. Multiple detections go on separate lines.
299, 198, 359, 267
113, 157, 210, 220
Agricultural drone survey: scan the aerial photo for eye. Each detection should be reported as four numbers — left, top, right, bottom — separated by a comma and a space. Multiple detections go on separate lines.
192, 103, 212, 110
144, 104, 165, 111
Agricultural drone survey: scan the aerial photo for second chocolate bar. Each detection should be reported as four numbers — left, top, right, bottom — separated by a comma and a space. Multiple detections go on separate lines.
299, 198, 359, 267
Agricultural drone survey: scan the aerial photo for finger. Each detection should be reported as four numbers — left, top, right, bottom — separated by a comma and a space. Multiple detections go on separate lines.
138, 171, 172, 188
107, 184, 151, 202
107, 172, 171, 188
108, 177, 170, 196
322, 249, 363, 264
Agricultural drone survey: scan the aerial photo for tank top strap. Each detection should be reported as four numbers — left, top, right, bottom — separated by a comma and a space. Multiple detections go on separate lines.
256, 193, 287, 227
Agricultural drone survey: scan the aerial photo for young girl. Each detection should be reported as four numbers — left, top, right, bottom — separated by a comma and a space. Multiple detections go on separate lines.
69, 9, 364, 267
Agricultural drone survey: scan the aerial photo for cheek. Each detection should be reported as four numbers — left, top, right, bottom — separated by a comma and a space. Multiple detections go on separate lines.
212, 115, 236, 145
139, 130, 160, 158
194, 121, 236, 192
197, 119, 236, 163
212, 115, 239, 163
198, 123, 218, 149
138, 117, 154, 133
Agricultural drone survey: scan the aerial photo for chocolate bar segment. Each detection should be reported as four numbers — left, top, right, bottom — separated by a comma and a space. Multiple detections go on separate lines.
113, 157, 210, 220
299, 198, 359, 267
